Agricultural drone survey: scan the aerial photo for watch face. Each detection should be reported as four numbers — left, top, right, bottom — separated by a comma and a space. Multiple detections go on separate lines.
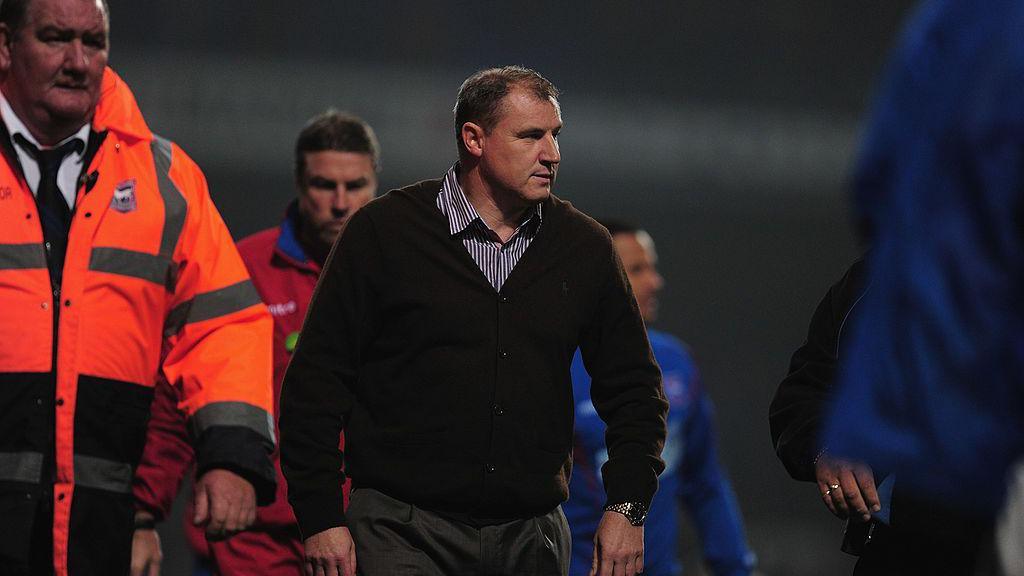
607, 502, 647, 526
633, 510, 647, 526
627, 505, 646, 526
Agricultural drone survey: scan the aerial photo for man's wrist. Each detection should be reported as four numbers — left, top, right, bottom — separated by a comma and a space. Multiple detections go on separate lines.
134, 511, 157, 531
604, 501, 647, 526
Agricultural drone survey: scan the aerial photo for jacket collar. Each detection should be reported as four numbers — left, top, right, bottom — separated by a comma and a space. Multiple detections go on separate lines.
273, 201, 320, 273
91, 67, 153, 143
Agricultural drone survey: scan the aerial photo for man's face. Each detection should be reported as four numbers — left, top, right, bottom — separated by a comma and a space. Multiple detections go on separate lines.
478, 86, 561, 206
297, 150, 377, 251
0, 0, 109, 145
613, 231, 664, 322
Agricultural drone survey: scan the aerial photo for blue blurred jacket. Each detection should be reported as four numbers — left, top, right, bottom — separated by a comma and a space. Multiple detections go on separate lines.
824, 0, 1024, 517
566, 330, 755, 576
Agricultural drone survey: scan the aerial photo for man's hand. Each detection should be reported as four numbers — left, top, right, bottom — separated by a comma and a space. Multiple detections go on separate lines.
193, 469, 256, 539
303, 526, 357, 576
590, 511, 644, 576
815, 453, 880, 522
130, 512, 162, 576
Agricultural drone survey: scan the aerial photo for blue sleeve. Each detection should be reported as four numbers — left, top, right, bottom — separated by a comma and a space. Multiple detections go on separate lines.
679, 390, 756, 576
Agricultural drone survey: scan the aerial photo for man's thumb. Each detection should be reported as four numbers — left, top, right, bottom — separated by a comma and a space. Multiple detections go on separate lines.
193, 481, 208, 525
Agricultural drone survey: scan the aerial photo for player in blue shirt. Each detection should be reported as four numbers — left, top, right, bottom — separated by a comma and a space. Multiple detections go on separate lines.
565, 220, 755, 576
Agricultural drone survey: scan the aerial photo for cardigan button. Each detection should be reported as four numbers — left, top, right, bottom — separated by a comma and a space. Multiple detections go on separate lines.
492, 404, 504, 416
485, 464, 496, 474
500, 350, 509, 359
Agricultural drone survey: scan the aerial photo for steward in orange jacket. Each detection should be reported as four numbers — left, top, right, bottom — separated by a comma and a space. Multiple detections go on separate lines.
0, 1, 275, 574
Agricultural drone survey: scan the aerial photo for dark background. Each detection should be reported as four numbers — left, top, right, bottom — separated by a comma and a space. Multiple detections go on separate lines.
107, 1, 918, 573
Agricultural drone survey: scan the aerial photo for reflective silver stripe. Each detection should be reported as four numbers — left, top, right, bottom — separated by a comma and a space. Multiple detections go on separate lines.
164, 299, 192, 338
89, 247, 174, 287
74, 454, 133, 494
0, 243, 47, 270
0, 451, 44, 483
151, 136, 188, 258
84, 137, 187, 291
165, 280, 260, 337
190, 401, 275, 445
187, 280, 262, 324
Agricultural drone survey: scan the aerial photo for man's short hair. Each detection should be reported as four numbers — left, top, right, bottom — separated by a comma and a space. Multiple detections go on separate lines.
294, 109, 380, 184
453, 65, 560, 156
1, 0, 110, 35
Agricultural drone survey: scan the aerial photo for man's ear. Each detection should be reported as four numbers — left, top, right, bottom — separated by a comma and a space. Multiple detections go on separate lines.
0, 25, 12, 75
460, 122, 486, 158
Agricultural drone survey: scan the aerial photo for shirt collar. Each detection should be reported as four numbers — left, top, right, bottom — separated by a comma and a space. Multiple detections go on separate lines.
1, 91, 90, 153
273, 200, 321, 273
438, 163, 543, 237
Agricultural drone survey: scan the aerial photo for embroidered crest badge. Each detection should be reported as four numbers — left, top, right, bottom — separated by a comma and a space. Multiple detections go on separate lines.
111, 179, 137, 213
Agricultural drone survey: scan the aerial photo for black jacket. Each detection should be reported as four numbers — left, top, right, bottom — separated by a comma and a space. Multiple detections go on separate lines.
280, 180, 668, 538
770, 260, 867, 481
770, 259, 987, 558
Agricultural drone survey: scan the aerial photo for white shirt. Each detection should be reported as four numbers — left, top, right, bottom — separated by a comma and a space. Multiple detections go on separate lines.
0, 92, 91, 209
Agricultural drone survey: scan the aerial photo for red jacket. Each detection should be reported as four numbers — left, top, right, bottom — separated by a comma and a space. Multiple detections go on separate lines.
134, 206, 348, 568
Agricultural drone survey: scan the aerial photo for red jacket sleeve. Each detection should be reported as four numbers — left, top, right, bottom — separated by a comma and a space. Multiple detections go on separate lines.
133, 377, 194, 520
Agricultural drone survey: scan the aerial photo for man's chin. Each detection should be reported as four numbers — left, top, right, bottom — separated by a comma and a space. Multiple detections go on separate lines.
45, 97, 98, 128
641, 302, 658, 323
321, 227, 344, 245
520, 185, 552, 204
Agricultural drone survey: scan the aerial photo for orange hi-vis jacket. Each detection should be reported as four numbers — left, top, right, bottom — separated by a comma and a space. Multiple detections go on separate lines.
0, 68, 275, 575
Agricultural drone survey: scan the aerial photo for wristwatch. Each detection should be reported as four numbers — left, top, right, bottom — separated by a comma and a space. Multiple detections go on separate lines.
604, 501, 647, 526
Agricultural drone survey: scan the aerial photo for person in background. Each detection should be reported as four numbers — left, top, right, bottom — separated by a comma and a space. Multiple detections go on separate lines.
772, 257, 992, 575
566, 220, 755, 576
0, 0, 276, 574
130, 110, 380, 576
821, 1, 1024, 573
279, 66, 668, 576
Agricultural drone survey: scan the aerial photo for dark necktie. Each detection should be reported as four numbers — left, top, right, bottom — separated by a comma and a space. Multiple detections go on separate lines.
12, 133, 85, 288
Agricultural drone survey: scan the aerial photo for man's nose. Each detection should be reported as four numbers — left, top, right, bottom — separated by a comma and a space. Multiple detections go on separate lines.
651, 271, 664, 292
331, 189, 350, 212
540, 134, 560, 165
63, 40, 89, 73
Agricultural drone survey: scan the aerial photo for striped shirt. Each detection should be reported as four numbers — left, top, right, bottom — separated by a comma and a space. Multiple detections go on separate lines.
436, 164, 543, 291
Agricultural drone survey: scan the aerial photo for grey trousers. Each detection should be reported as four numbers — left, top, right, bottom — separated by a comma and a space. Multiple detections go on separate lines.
347, 488, 570, 576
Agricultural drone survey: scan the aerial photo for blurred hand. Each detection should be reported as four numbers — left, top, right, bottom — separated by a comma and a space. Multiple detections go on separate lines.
590, 511, 644, 576
303, 526, 357, 576
130, 512, 162, 576
815, 453, 880, 522
193, 469, 256, 539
